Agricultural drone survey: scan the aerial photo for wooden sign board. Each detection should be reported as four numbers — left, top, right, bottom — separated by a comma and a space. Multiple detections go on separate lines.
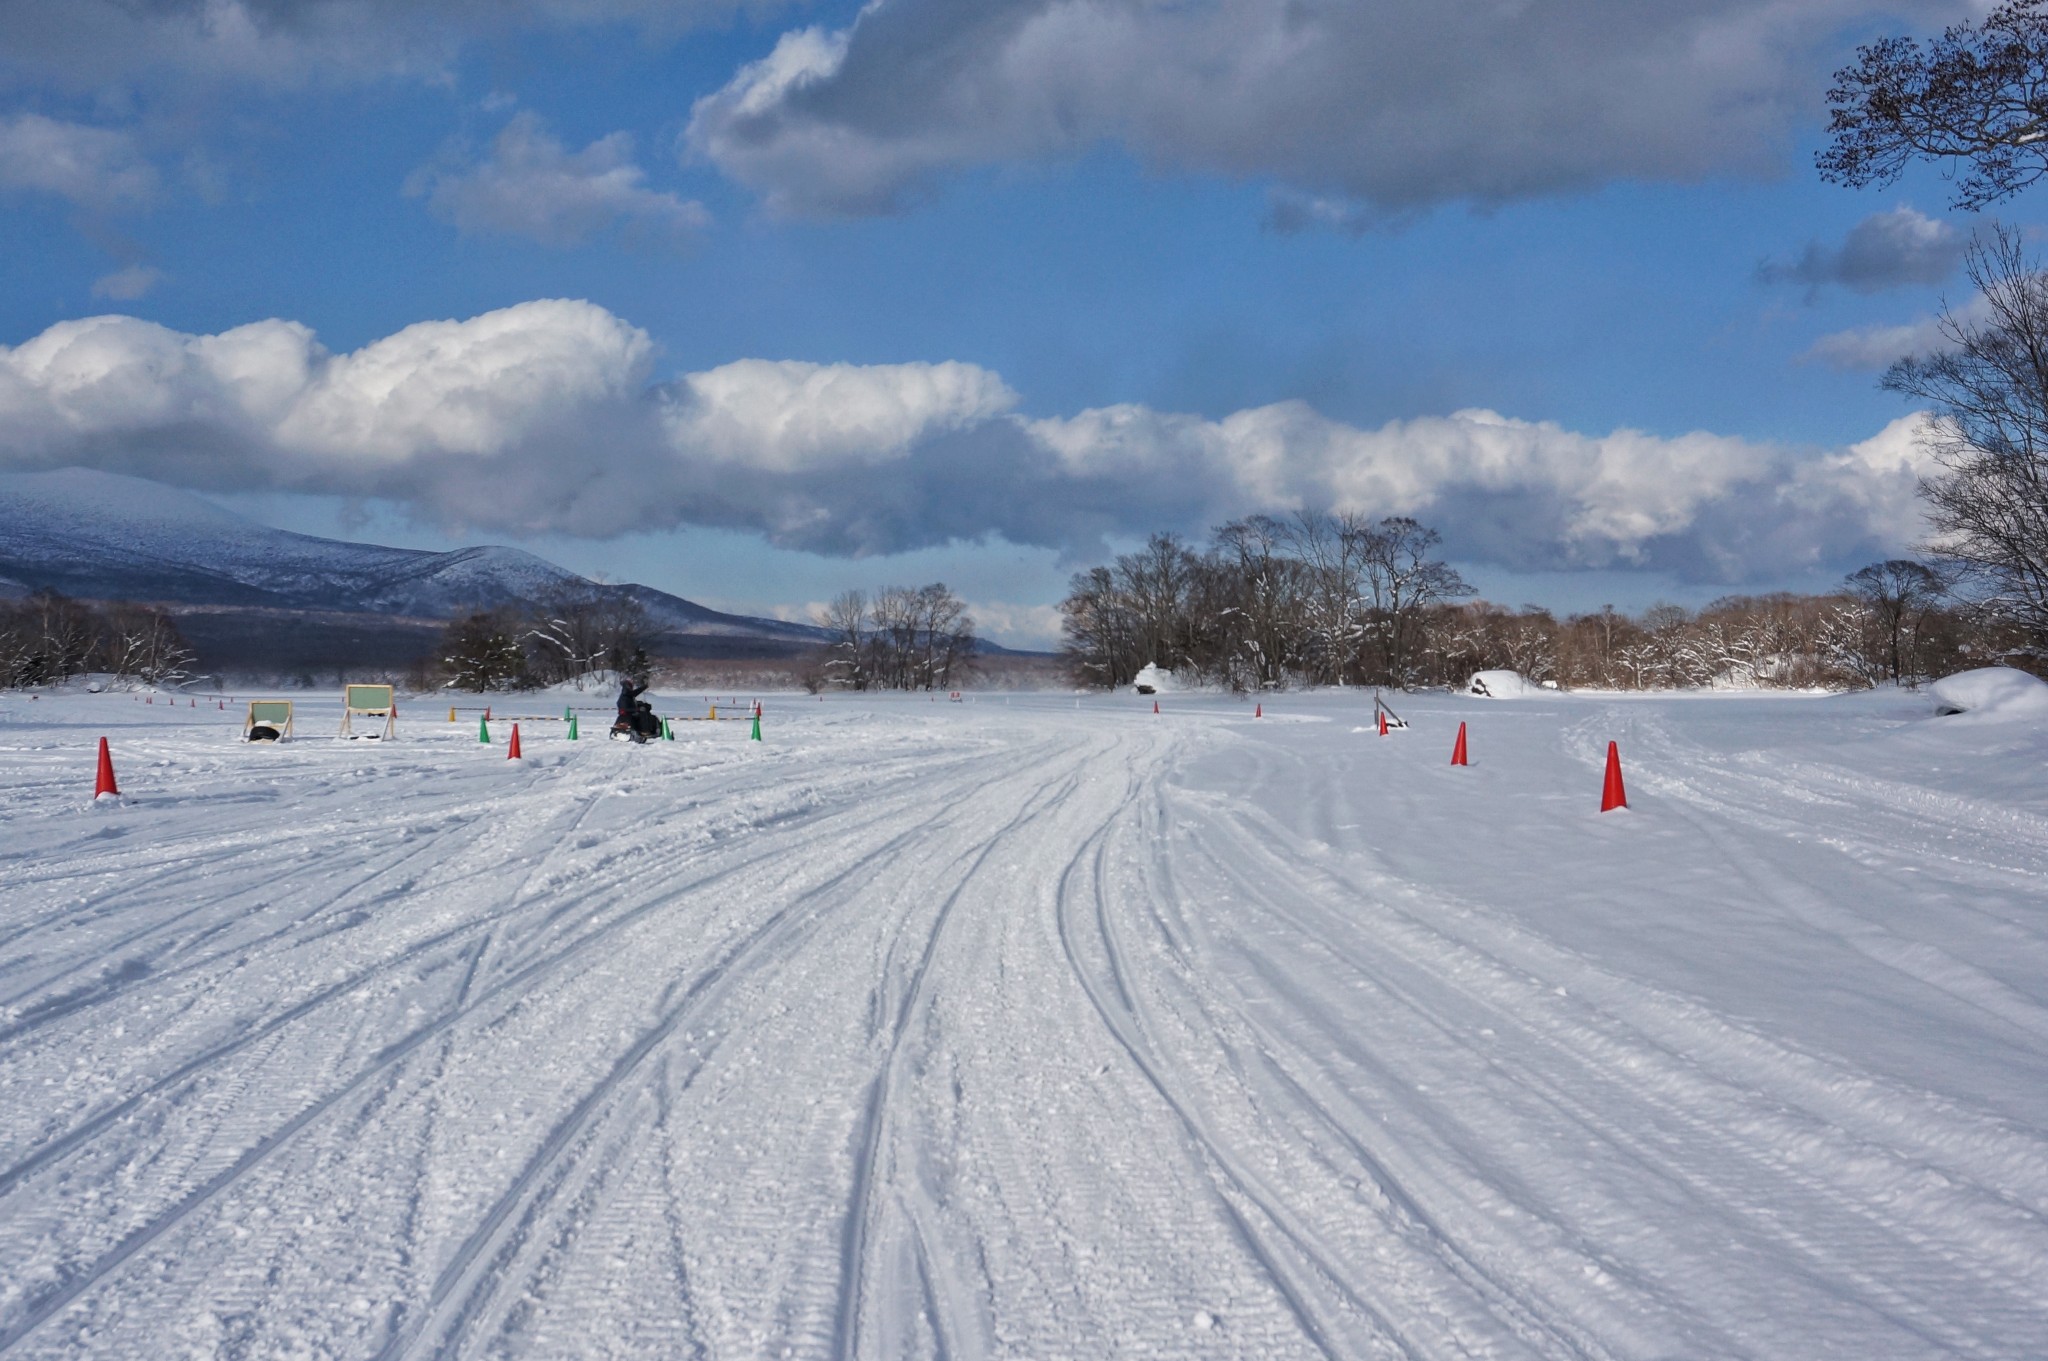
243, 699, 294, 741
340, 684, 397, 739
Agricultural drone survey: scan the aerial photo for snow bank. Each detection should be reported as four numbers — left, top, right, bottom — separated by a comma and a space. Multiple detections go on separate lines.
1928, 666, 2048, 718
1467, 669, 1535, 698
1132, 662, 1176, 694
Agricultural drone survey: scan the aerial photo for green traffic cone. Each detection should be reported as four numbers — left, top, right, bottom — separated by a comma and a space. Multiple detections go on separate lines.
750, 714, 761, 741
478, 714, 490, 744
563, 704, 572, 721
568, 713, 579, 740
663, 717, 674, 740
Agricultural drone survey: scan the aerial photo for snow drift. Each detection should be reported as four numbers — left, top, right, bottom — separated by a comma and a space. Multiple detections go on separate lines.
1929, 666, 2048, 719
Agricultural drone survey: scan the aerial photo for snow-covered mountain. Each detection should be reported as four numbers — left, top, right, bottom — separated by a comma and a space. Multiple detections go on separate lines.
0, 468, 823, 648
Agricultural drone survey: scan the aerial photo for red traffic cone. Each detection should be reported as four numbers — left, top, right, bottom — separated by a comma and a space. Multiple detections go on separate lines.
1254, 702, 1263, 718
1600, 741, 1627, 812
1377, 710, 1388, 736
94, 737, 120, 799
1451, 722, 1468, 766
1153, 699, 1160, 714
507, 723, 523, 760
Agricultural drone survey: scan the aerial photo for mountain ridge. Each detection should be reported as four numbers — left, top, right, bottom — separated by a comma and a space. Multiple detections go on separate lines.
0, 468, 828, 656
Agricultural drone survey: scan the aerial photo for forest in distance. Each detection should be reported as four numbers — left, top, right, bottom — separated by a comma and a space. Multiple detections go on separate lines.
0, 546, 2020, 697
1057, 515, 2027, 695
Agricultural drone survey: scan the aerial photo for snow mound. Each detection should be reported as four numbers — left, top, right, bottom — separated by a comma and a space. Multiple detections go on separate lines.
1928, 666, 2048, 718
1133, 663, 1177, 695
1467, 670, 1535, 698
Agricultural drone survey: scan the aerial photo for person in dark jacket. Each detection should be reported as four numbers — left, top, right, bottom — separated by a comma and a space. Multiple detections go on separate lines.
616, 679, 647, 727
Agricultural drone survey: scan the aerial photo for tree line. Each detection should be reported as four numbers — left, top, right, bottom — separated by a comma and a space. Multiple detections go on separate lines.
811, 584, 977, 691
437, 583, 654, 692
442, 579, 983, 694
1059, 517, 2015, 691
1060, 515, 1476, 690
1, 591, 197, 689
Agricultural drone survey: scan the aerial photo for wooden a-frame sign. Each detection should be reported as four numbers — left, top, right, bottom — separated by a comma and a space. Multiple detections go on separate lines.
340, 684, 397, 739
243, 699, 294, 741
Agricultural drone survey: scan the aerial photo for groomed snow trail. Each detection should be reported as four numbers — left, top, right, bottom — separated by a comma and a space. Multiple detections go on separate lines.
1, 688, 2045, 1358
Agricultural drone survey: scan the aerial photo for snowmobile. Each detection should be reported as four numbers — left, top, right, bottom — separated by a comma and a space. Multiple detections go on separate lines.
610, 699, 663, 743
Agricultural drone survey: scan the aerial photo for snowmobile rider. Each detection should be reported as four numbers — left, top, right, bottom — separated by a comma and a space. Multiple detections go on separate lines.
616, 678, 647, 728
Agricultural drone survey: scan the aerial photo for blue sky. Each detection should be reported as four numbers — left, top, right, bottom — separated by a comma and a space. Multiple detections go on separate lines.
0, 0, 2010, 645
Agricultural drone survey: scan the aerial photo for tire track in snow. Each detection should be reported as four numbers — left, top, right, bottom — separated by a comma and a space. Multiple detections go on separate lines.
1138, 762, 1629, 1361
0, 738, 1047, 1352
378, 725, 1086, 1358
1051, 759, 1392, 1361
0, 824, 459, 1042
0, 740, 964, 1202
1175, 737, 2048, 1356
374, 771, 993, 1360
832, 747, 1095, 1361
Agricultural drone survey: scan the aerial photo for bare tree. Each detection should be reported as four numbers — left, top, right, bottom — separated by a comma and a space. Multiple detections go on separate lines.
442, 610, 527, 692
1358, 517, 1473, 686
912, 582, 977, 690
813, 584, 976, 691
1845, 560, 1948, 681
1820, 2, 2048, 211
1059, 566, 1140, 688
23, 591, 99, 682
1116, 533, 1201, 677
1883, 227, 2048, 652
816, 590, 870, 690
0, 604, 41, 687
527, 583, 650, 687
1212, 515, 1307, 691
104, 604, 197, 689
1284, 510, 1374, 686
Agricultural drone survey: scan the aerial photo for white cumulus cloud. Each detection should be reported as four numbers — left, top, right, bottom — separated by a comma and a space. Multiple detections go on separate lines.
0, 113, 158, 210
1804, 295, 1992, 370
411, 113, 710, 250
0, 300, 1941, 581
89, 265, 164, 301
668, 359, 1017, 471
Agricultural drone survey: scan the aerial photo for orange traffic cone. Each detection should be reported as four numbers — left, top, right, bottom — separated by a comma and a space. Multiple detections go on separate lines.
1600, 741, 1627, 811
507, 723, 523, 760
1377, 710, 1388, 736
1451, 722, 1468, 766
94, 737, 119, 799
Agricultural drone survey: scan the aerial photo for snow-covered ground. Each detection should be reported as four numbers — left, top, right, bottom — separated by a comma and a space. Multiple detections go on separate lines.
2, 685, 2046, 1359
